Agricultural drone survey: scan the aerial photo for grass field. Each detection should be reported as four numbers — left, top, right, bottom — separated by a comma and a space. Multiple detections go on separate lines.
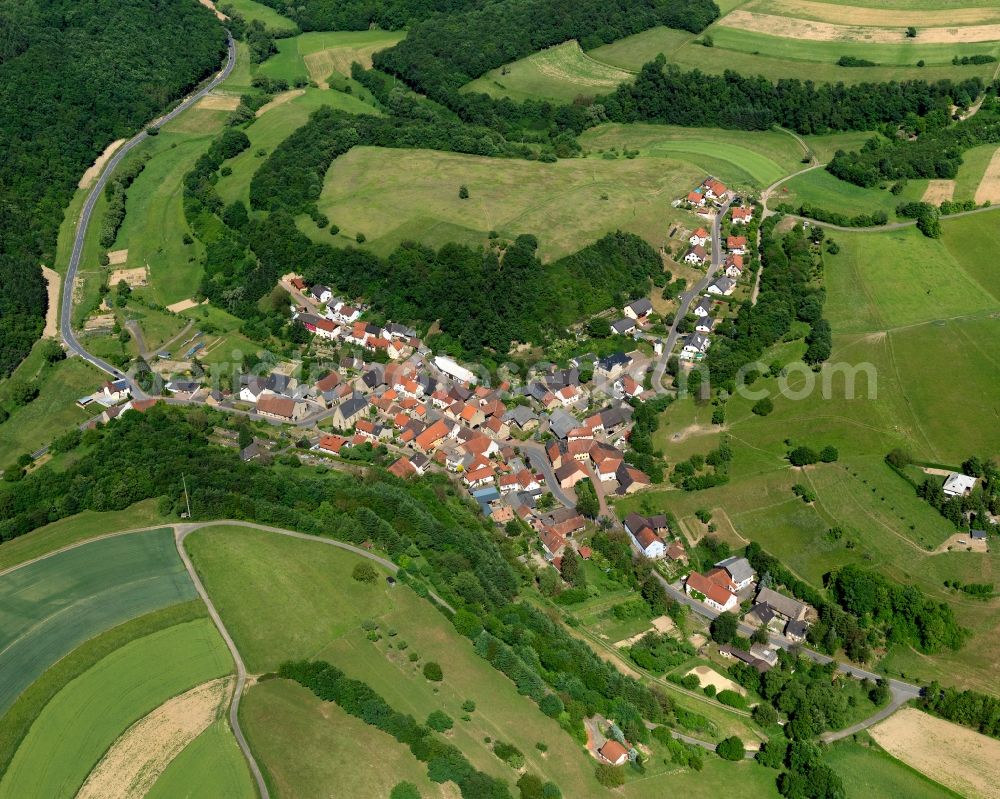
589, 27, 699, 71
952, 143, 1000, 201
311, 145, 702, 260
217, 88, 378, 208
189, 525, 604, 796
778, 166, 930, 219
463, 40, 634, 103
219, 0, 297, 30
0, 499, 168, 571
257, 30, 405, 87
0, 618, 232, 799
938, 211, 1000, 300
146, 718, 255, 799
242, 679, 449, 799
0, 528, 195, 715
825, 738, 962, 799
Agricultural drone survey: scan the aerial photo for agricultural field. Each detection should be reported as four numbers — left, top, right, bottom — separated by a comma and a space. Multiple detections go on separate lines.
824, 737, 962, 799
311, 145, 704, 260
589, 27, 699, 71
146, 718, 255, 799
256, 30, 406, 87
735, 0, 1000, 28
868, 708, 1000, 798
0, 618, 233, 799
463, 41, 635, 104
0, 528, 196, 714
187, 525, 604, 796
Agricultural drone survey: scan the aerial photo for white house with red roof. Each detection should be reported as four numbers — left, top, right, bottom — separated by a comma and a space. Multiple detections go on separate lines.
685, 570, 737, 612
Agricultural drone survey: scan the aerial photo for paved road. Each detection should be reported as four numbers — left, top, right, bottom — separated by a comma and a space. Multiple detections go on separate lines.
60, 33, 237, 398
521, 441, 575, 508
651, 199, 731, 393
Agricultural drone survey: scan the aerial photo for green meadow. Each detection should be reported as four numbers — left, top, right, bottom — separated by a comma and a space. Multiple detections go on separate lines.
220, 0, 297, 31
256, 30, 406, 86
824, 739, 961, 799
589, 27, 699, 71
311, 145, 700, 260
0, 618, 232, 799
146, 718, 256, 799
0, 528, 195, 714
778, 165, 929, 219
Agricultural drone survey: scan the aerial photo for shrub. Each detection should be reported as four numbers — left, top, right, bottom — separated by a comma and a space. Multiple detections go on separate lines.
352, 562, 378, 583
426, 710, 454, 732
717, 689, 746, 709
462, 699, 476, 713
820, 445, 839, 463
752, 398, 773, 416
788, 446, 819, 467
459, 185, 469, 199
423, 661, 443, 681
716, 736, 745, 761
752, 702, 778, 727
390, 782, 421, 799
493, 740, 525, 769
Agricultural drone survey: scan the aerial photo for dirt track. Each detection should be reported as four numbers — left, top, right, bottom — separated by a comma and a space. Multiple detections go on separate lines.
40, 266, 60, 338
78, 140, 125, 189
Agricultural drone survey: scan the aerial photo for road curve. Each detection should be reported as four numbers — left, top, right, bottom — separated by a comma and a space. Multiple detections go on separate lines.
60, 33, 237, 397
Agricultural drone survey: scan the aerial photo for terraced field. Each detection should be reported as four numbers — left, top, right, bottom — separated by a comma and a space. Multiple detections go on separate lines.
0, 528, 195, 715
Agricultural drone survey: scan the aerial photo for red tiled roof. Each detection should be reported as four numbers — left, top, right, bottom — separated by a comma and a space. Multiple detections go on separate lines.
686, 571, 734, 607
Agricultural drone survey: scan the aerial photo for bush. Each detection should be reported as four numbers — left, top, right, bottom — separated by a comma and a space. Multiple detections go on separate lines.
820, 445, 839, 463
752, 398, 773, 416
709, 612, 739, 644
423, 661, 443, 681
459, 185, 469, 199
752, 702, 778, 727
716, 736, 745, 761
717, 689, 746, 709
493, 740, 525, 769
390, 782, 421, 799
352, 562, 378, 583
462, 699, 476, 713
594, 764, 625, 787
788, 446, 819, 467
426, 710, 454, 731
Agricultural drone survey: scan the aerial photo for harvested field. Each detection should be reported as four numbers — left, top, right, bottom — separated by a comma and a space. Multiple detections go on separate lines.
76, 677, 232, 799
255, 89, 305, 117
107, 248, 128, 265
650, 615, 676, 634
721, 10, 1000, 43
83, 313, 116, 332
686, 665, 747, 696
303, 50, 336, 87
870, 707, 1000, 799
165, 297, 203, 313
747, 0, 1000, 27
109, 266, 148, 288
79, 140, 125, 189
528, 42, 633, 89
197, 93, 240, 111
922, 180, 955, 204
974, 149, 1000, 203
41, 266, 60, 338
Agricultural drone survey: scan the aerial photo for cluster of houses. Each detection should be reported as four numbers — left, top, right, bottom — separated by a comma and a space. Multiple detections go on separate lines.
608, 298, 655, 338
683, 177, 731, 215
683, 555, 814, 663
75, 379, 161, 424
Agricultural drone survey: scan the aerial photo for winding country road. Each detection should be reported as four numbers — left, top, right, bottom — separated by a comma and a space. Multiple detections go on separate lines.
59, 33, 237, 398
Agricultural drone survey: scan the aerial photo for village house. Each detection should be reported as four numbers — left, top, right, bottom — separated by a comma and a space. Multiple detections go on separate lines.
702, 177, 729, 201
686, 191, 706, 208
715, 556, 755, 591
681, 333, 711, 361
689, 227, 709, 247
695, 316, 717, 335
684, 245, 707, 265
731, 206, 753, 225
331, 393, 369, 429
311, 284, 333, 304
724, 254, 744, 279
708, 276, 735, 296
598, 740, 629, 767
615, 374, 643, 400
615, 463, 650, 495
942, 472, 977, 498
100, 379, 131, 404
623, 298, 653, 321
623, 513, 666, 559
255, 394, 305, 422
315, 434, 350, 456
388, 456, 417, 478
726, 235, 748, 255
597, 352, 632, 379
610, 317, 636, 336
685, 570, 737, 612
555, 460, 588, 489
755, 586, 811, 622
692, 297, 714, 318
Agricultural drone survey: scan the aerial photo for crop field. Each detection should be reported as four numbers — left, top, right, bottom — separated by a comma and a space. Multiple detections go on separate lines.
0, 618, 232, 799
146, 718, 255, 799
463, 41, 635, 103
953, 144, 1000, 202
189, 525, 603, 796
741, 0, 1000, 27
824, 738, 962, 799
257, 30, 406, 87
219, 0, 297, 30
241, 680, 449, 799
0, 528, 195, 715
216, 88, 378, 208
312, 145, 702, 260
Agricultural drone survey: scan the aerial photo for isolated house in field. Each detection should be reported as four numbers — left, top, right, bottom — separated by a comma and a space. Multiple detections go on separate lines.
689, 227, 709, 247
623, 298, 653, 321
942, 472, 977, 498
598, 740, 629, 766
684, 245, 707, 265
685, 571, 737, 612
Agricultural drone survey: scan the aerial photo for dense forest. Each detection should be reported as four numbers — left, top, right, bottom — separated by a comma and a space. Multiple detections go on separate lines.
0, 0, 225, 376
828, 97, 1000, 186
190, 107, 661, 356
597, 58, 984, 135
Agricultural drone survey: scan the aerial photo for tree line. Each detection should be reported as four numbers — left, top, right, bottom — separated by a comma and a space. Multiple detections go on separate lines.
0, 0, 225, 376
